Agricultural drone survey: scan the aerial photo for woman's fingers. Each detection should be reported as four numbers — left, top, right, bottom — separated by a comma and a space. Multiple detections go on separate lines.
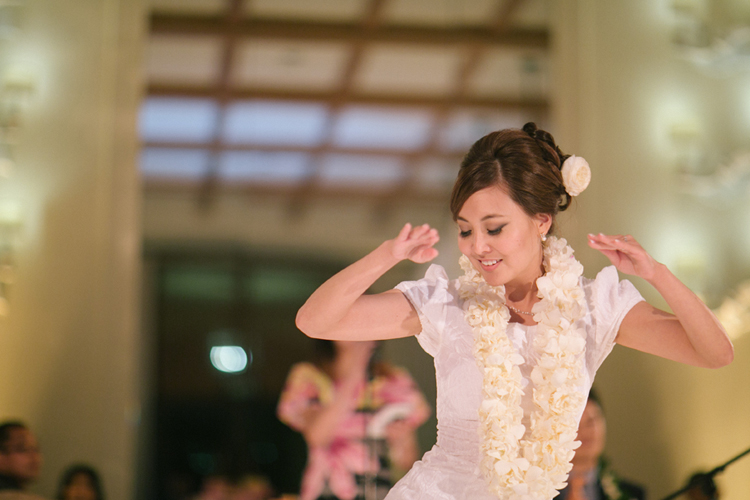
392, 223, 439, 263
396, 223, 413, 241
588, 232, 628, 244
588, 232, 660, 279
409, 223, 434, 241
406, 224, 439, 246
588, 233, 640, 252
412, 246, 439, 263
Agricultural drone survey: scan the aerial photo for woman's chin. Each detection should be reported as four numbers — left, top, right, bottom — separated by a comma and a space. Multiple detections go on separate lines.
481, 272, 506, 287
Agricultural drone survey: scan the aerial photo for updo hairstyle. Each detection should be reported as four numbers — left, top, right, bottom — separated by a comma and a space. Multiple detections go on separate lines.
449, 122, 572, 234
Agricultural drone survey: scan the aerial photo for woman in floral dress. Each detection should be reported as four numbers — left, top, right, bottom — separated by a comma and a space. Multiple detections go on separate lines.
294, 123, 733, 500
278, 340, 430, 500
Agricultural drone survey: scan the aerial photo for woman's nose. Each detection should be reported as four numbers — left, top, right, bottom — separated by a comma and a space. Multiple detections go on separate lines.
473, 233, 490, 254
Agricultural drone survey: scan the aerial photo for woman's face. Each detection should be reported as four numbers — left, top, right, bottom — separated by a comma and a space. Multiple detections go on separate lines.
63, 473, 97, 500
572, 399, 606, 465
457, 185, 550, 288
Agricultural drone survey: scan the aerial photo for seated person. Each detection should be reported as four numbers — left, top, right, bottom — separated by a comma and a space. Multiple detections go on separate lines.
0, 421, 45, 500
558, 391, 646, 500
277, 340, 430, 500
56, 464, 104, 500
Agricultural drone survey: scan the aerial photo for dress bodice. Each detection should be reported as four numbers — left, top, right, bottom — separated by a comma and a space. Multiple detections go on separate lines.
386, 264, 644, 500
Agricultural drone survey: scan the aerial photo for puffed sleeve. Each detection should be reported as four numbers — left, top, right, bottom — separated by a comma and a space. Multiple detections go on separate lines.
583, 265, 646, 374
394, 264, 452, 357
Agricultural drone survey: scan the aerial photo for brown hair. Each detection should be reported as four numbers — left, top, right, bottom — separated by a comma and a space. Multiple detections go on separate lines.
449, 122, 572, 234
0, 421, 27, 452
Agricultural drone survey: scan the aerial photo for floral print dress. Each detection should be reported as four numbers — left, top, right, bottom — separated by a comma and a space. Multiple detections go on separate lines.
278, 362, 430, 500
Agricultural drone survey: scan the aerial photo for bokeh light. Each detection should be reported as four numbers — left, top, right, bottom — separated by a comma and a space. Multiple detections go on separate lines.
209, 345, 249, 373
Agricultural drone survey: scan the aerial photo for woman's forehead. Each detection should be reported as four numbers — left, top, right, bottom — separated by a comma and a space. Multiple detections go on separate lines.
458, 186, 522, 219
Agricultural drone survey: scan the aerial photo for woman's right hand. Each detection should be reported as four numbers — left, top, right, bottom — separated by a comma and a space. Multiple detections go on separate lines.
389, 223, 440, 263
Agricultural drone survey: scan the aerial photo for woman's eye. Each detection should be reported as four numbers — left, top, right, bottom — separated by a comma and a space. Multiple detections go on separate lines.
459, 229, 472, 238
487, 225, 505, 235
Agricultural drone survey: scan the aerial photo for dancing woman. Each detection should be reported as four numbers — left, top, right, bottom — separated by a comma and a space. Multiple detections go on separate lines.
295, 123, 733, 500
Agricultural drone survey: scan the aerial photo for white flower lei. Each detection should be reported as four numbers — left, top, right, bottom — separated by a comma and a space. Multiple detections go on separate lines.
458, 236, 589, 500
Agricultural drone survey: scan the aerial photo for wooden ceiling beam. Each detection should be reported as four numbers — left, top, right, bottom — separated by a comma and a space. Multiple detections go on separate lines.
376, 0, 530, 215
142, 140, 466, 161
197, 0, 244, 211
149, 14, 548, 48
146, 84, 549, 111
288, 0, 390, 217
143, 180, 447, 204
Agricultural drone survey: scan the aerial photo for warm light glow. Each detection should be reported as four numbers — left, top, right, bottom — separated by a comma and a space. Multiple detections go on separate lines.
0, 157, 13, 178
714, 281, 750, 341
209, 345, 249, 373
650, 89, 702, 165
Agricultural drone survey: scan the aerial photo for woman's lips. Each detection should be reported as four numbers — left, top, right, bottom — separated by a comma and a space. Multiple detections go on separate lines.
479, 258, 501, 271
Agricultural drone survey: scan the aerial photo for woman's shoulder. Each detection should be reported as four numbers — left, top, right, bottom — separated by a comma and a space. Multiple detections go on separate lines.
405, 263, 452, 285
285, 362, 331, 388
280, 361, 335, 407
395, 264, 460, 301
579, 264, 644, 320
580, 264, 620, 290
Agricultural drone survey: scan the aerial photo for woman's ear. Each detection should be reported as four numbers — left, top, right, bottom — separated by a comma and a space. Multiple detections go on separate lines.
534, 213, 552, 235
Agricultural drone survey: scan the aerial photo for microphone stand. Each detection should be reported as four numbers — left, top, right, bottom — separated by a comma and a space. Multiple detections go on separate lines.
660, 445, 750, 500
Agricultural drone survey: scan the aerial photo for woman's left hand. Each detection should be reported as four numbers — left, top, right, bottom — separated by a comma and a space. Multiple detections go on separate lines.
587, 233, 661, 281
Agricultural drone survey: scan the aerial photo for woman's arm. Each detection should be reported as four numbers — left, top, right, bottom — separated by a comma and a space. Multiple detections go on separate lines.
296, 223, 440, 341
588, 233, 734, 369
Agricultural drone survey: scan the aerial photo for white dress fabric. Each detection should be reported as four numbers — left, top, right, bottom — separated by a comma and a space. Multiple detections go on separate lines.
386, 264, 644, 500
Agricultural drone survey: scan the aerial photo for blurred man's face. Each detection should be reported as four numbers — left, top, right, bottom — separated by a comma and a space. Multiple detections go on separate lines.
0, 427, 42, 484
572, 400, 606, 466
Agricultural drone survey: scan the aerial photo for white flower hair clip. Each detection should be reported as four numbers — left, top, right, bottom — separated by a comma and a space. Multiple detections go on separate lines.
561, 155, 591, 197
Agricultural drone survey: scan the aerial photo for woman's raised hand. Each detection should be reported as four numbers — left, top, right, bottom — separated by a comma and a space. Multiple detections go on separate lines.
587, 233, 661, 281
389, 223, 440, 264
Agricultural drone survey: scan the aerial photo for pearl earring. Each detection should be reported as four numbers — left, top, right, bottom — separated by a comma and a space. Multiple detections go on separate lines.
541, 233, 547, 242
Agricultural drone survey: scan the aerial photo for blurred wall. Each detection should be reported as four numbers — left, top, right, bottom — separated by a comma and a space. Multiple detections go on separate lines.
1, 0, 747, 499
144, 1, 750, 498
145, 1, 750, 496
554, 1, 750, 499
0, 1, 145, 500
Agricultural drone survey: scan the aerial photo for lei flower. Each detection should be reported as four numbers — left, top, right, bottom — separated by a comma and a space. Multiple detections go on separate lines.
458, 236, 588, 500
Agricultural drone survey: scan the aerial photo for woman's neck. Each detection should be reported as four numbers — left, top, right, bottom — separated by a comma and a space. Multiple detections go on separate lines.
505, 262, 544, 302
504, 263, 545, 325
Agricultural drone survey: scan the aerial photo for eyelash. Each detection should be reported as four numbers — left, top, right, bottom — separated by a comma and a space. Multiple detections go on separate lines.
459, 225, 505, 238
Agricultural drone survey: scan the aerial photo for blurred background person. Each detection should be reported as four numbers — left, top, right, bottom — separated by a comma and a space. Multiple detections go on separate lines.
0, 421, 45, 500
558, 391, 646, 500
193, 475, 231, 500
231, 474, 274, 500
55, 464, 104, 500
277, 340, 430, 500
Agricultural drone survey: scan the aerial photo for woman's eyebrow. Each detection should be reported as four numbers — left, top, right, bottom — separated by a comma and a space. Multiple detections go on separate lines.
457, 214, 505, 222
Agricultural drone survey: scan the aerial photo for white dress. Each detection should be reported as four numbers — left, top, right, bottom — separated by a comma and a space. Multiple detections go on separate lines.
385, 264, 644, 500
